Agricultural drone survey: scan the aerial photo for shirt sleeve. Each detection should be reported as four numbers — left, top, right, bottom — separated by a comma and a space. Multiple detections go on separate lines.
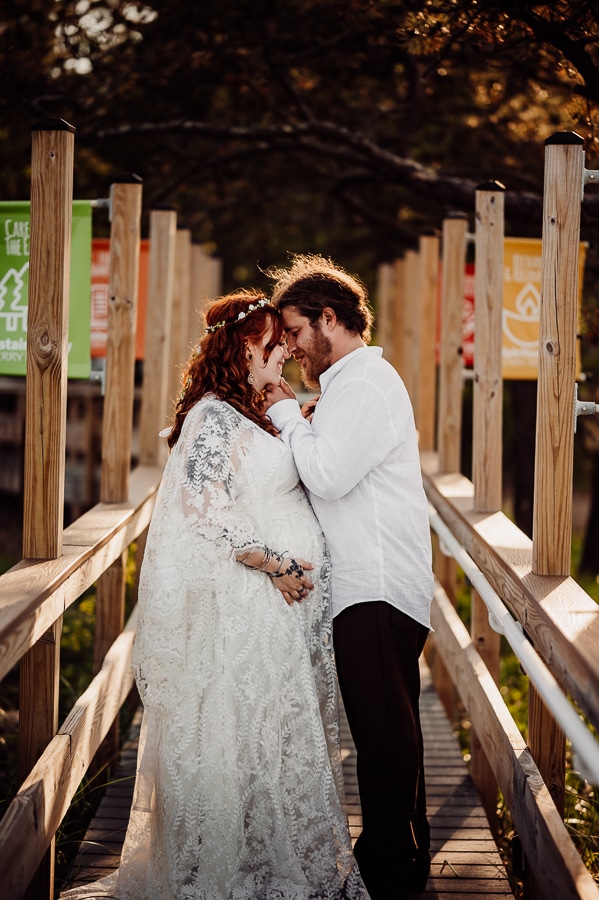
269, 378, 402, 501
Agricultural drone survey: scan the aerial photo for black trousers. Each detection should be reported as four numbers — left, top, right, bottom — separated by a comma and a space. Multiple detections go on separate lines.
333, 601, 430, 900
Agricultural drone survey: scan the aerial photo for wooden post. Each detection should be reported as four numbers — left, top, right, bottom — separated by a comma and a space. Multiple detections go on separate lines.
20, 116, 75, 900
167, 228, 192, 413
190, 244, 216, 339
437, 213, 468, 478
209, 254, 223, 300
93, 176, 143, 774
532, 133, 584, 577
416, 234, 440, 451
470, 182, 505, 827
375, 262, 395, 361
100, 175, 143, 504
529, 133, 585, 829
402, 249, 420, 404
391, 257, 406, 377
431, 213, 467, 718
138, 207, 177, 467
22, 120, 75, 559
437, 215, 467, 475
472, 182, 504, 512
191, 247, 221, 336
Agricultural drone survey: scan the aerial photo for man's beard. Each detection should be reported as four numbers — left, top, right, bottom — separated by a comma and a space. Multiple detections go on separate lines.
300, 326, 333, 390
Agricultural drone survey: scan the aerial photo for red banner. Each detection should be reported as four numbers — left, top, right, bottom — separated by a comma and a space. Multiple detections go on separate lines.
91, 238, 149, 359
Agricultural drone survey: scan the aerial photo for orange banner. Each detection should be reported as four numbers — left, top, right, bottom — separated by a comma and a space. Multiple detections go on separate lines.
91, 238, 149, 359
502, 237, 586, 379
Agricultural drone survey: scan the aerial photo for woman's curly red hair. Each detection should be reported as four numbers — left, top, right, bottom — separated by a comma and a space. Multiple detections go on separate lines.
168, 289, 284, 448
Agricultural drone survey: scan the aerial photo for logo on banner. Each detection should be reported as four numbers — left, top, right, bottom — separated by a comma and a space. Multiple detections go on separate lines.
0, 215, 30, 362
0, 201, 92, 378
502, 282, 540, 349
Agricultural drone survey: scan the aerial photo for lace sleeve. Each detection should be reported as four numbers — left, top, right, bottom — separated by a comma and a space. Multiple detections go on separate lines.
178, 399, 265, 560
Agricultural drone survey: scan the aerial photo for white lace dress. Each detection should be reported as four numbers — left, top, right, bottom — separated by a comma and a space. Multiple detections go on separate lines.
64, 396, 369, 900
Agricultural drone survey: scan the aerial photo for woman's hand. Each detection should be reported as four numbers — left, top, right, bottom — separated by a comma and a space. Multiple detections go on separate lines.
271, 557, 315, 606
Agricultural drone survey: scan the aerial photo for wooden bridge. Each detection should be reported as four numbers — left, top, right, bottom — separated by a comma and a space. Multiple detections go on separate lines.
1, 124, 599, 900
57, 662, 513, 899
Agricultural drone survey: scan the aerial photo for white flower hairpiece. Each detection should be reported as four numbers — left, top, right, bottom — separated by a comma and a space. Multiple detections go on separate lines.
205, 298, 271, 333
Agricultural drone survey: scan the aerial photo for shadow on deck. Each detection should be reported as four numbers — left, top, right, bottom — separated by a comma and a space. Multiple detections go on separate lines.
60, 658, 513, 898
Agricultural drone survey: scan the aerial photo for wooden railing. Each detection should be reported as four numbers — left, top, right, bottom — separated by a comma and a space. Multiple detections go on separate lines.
1, 120, 598, 900
377, 133, 599, 899
0, 465, 160, 898
0, 119, 220, 899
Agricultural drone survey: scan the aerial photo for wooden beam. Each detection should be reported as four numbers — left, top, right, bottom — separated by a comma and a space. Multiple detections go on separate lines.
416, 235, 439, 452
430, 584, 599, 900
0, 609, 137, 900
437, 214, 467, 474
0, 464, 161, 680
138, 208, 177, 466
473, 183, 504, 513
20, 118, 76, 900
532, 133, 585, 577
23, 119, 75, 559
470, 183, 504, 821
528, 133, 585, 832
421, 455, 599, 733
167, 227, 192, 414
100, 176, 143, 504
375, 262, 395, 363
402, 248, 420, 403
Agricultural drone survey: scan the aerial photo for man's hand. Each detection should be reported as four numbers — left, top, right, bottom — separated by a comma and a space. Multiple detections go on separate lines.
263, 376, 297, 410
301, 396, 319, 421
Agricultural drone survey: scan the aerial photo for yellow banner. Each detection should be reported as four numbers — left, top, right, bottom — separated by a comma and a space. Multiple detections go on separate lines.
502, 237, 586, 380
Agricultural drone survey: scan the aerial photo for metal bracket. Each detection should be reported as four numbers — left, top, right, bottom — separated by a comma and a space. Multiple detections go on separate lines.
488, 610, 503, 635
582, 168, 599, 200
90, 357, 106, 395
574, 383, 598, 433
90, 196, 112, 220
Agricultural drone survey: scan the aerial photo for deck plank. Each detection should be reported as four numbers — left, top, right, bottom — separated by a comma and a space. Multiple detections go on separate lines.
61, 657, 513, 897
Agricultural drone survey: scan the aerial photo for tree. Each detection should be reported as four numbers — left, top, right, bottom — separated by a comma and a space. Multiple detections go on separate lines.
1, 0, 599, 567
2, 0, 599, 270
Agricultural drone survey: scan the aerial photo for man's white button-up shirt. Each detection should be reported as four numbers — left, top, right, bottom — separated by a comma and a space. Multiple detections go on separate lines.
269, 346, 433, 628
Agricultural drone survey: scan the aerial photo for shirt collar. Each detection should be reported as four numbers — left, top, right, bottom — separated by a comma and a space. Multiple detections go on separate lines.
319, 345, 383, 392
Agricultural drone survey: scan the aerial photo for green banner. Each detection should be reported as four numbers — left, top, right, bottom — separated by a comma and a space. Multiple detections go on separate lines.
0, 200, 92, 378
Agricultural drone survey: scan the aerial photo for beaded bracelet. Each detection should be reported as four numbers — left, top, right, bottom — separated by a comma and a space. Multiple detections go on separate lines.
269, 558, 304, 580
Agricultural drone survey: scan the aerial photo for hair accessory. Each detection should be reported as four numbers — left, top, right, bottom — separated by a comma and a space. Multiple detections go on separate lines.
205, 298, 270, 333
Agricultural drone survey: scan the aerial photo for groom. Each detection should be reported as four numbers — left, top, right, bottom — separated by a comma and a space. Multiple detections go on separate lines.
264, 255, 434, 900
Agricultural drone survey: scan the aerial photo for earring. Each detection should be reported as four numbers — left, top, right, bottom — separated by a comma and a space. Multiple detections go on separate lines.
248, 352, 253, 360
247, 372, 254, 386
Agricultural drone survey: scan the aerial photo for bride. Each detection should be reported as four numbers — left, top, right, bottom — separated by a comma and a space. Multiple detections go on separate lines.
64, 290, 369, 900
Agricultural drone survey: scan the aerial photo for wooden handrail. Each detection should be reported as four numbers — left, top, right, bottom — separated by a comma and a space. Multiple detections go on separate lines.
0, 464, 162, 681
0, 607, 138, 900
421, 451, 599, 734
430, 583, 599, 900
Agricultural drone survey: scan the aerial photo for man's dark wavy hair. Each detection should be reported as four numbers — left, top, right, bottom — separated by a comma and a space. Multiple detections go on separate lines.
268, 254, 374, 342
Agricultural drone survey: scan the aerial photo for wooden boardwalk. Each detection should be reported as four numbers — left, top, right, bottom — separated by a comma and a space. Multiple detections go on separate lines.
60, 658, 513, 898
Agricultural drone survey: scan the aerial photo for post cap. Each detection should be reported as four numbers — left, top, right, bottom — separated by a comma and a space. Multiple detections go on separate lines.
475, 180, 506, 192
31, 118, 76, 133
112, 173, 143, 184
545, 131, 584, 146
